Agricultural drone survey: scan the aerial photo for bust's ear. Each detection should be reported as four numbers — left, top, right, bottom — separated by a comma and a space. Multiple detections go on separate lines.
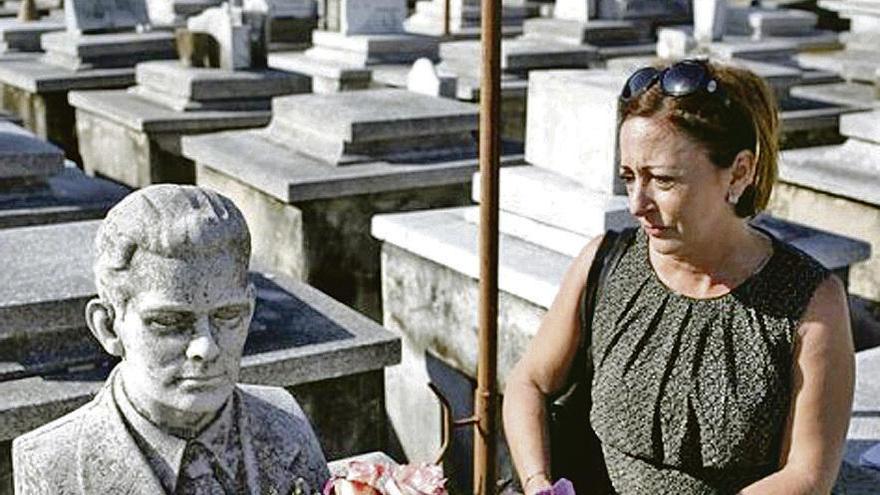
85, 298, 124, 357
245, 282, 257, 322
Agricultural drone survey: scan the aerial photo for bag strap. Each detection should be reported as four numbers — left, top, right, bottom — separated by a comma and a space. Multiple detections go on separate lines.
577, 228, 637, 369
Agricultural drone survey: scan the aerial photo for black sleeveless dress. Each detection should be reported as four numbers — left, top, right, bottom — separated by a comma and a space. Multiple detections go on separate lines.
589, 228, 829, 494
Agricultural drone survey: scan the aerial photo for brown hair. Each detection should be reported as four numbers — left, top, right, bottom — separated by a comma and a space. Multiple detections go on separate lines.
619, 61, 779, 217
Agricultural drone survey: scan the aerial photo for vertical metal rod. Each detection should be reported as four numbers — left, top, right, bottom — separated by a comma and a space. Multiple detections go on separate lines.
17, 0, 38, 22
443, 0, 451, 37
474, 0, 501, 492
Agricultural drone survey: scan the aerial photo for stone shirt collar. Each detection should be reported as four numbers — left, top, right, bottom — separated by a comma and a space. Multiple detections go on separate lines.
112, 371, 242, 493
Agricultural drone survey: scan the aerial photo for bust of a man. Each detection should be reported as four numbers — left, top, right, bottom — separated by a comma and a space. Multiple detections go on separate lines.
13, 185, 330, 495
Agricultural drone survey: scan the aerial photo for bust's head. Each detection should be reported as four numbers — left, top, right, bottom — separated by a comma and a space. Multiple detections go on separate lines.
86, 185, 255, 434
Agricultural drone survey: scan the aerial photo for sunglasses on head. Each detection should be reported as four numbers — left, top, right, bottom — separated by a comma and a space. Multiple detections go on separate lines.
620, 59, 726, 102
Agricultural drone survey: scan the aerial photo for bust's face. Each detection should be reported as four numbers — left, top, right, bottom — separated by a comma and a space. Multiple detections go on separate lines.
115, 250, 254, 424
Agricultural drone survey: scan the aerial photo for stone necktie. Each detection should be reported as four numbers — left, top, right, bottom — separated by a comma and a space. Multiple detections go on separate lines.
175, 441, 234, 495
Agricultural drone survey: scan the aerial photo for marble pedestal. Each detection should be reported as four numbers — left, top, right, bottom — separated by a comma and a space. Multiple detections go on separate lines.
182, 88, 524, 320
0, 32, 176, 163
268, 30, 439, 93
0, 219, 401, 495
0, 121, 128, 228
68, 61, 310, 188
770, 109, 880, 304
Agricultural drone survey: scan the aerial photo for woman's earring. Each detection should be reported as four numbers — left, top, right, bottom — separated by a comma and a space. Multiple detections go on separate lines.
727, 191, 740, 205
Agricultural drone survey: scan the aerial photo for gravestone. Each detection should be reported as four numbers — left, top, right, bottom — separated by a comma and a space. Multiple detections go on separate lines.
145, 0, 222, 27
64, 0, 151, 34
694, 0, 727, 43
0, 0, 177, 162
404, 0, 530, 39
792, 0, 880, 110
180, 87, 522, 320
69, 3, 309, 188
371, 67, 871, 494
0, 120, 128, 228
341, 0, 405, 34
406, 57, 456, 98
771, 109, 880, 303
268, 0, 439, 93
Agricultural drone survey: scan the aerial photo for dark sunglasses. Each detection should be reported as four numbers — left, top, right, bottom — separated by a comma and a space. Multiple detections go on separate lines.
620, 59, 725, 102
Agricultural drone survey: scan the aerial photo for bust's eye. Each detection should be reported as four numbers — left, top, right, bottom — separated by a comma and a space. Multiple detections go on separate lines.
145, 313, 190, 332
211, 306, 247, 325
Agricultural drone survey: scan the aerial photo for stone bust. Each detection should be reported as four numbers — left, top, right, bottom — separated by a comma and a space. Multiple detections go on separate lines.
13, 185, 330, 495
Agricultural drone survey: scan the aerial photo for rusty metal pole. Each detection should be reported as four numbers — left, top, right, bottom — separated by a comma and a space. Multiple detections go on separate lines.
17, 0, 38, 22
443, 0, 451, 37
474, 0, 501, 492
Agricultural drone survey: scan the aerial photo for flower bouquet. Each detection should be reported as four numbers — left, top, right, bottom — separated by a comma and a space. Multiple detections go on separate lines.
324, 461, 448, 495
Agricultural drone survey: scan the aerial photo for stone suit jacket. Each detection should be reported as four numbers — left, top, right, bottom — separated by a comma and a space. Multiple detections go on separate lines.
12, 379, 330, 495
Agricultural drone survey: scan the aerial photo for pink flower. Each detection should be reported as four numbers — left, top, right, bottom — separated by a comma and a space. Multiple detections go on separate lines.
387, 464, 447, 495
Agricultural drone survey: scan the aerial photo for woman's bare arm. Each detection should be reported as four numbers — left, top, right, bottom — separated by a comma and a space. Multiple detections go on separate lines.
740, 275, 855, 494
502, 235, 603, 495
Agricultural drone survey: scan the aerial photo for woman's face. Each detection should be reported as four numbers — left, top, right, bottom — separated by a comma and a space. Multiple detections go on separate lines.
618, 115, 736, 255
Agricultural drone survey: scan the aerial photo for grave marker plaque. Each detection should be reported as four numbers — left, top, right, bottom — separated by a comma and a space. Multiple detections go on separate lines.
65, 0, 151, 34
340, 0, 406, 35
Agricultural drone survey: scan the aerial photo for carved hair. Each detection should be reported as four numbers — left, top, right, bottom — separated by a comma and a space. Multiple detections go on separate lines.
619, 61, 779, 218
94, 185, 251, 313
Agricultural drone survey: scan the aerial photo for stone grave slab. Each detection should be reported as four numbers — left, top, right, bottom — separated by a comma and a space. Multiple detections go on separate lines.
0, 18, 63, 53
266, 88, 479, 164
40, 30, 176, 71
726, 6, 819, 38
521, 17, 648, 47
770, 109, 880, 302
798, 49, 880, 84
0, 218, 401, 479
439, 38, 600, 72
0, 121, 129, 228
791, 81, 880, 109
68, 88, 271, 188
269, 0, 439, 93
179, 86, 524, 319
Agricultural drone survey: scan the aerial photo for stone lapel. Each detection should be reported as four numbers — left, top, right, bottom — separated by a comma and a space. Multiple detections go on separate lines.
76, 384, 168, 494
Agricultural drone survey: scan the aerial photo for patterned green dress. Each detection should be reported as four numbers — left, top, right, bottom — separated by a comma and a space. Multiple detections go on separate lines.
589, 228, 830, 494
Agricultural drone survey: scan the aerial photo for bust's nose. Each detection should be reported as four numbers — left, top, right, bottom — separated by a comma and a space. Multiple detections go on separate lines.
186, 315, 220, 362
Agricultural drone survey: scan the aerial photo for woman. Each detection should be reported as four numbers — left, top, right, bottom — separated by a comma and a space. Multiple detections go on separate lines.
503, 60, 854, 494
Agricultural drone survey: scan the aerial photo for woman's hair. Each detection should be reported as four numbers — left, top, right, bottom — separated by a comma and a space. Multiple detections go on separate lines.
618, 61, 779, 218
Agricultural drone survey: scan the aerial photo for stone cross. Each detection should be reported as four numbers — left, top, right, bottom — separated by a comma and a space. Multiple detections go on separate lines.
65, 0, 152, 34
693, 0, 727, 43
340, 0, 407, 35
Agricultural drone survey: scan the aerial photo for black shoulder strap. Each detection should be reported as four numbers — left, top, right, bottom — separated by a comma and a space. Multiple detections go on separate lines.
578, 227, 636, 351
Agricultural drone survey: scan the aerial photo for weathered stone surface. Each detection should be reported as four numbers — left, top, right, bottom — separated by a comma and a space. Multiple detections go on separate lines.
131, 60, 309, 110
65, 0, 150, 34
726, 6, 818, 38
791, 82, 879, 109
340, 0, 406, 35
268, 50, 372, 93
693, 0, 727, 42
840, 108, 880, 143
404, 0, 526, 38
554, 0, 593, 22
40, 30, 176, 71
797, 49, 880, 84
406, 57, 456, 98
0, 18, 63, 53
266, 88, 478, 164
525, 69, 628, 194
521, 17, 644, 46
186, 3, 261, 71
440, 38, 599, 72
69, 89, 271, 187
595, 0, 689, 21
0, 120, 62, 179
0, 162, 130, 229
